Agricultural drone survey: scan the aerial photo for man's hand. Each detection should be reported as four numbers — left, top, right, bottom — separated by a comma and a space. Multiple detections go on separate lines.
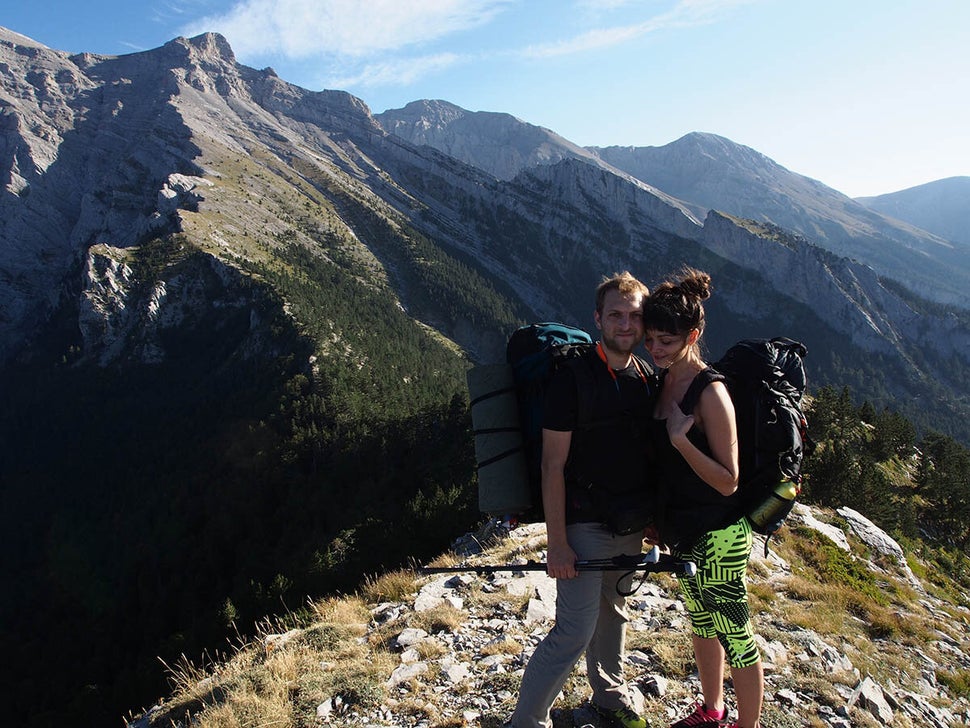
546, 541, 578, 579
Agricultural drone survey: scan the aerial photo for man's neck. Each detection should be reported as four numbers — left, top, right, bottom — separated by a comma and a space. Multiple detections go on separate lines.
598, 341, 634, 370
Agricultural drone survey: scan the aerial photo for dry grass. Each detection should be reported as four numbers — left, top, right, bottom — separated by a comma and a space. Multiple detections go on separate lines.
422, 552, 461, 569
359, 569, 417, 603
309, 595, 370, 630
415, 640, 449, 661
479, 636, 524, 657
628, 628, 694, 678
408, 603, 465, 634
746, 580, 778, 614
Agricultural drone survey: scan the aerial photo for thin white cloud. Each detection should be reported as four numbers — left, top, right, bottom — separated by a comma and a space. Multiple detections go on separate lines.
523, 22, 649, 58
524, 0, 759, 58
181, 0, 512, 58
329, 53, 464, 89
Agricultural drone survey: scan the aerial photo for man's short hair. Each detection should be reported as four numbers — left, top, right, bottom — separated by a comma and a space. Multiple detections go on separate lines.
596, 271, 649, 313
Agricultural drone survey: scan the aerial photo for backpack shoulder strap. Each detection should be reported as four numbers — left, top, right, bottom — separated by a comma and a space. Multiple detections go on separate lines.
679, 366, 725, 415
562, 346, 599, 429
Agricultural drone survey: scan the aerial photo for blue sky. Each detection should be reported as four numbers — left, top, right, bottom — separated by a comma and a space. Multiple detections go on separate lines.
4, 0, 968, 198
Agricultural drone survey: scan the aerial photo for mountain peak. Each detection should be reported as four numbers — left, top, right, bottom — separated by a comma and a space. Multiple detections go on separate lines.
856, 176, 970, 247
170, 32, 237, 64
376, 99, 604, 180
392, 99, 469, 124
665, 131, 779, 169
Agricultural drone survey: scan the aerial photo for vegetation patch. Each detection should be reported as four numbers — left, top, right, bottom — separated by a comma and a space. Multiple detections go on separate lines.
789, 526, 887, 606
937, 668, 970, 698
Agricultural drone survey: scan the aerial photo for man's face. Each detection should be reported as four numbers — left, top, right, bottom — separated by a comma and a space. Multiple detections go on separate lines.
594, 289, 644, 356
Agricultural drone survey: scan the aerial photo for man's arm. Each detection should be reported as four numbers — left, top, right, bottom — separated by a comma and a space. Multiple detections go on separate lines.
541, 428, 578, 579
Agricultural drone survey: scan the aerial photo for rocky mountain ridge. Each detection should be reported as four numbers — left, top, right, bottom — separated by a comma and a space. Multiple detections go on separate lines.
130, 506, 970, 728
378, 103, 969, 308
3, 27, 968, 395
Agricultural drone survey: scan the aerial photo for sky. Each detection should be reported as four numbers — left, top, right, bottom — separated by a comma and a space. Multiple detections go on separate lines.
3, 0, 968, 198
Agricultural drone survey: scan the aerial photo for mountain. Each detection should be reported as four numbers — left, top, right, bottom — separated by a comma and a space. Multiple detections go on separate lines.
593, 136, 969, 306
374, 99, 605, 181
378, 101, 968, 308
856, 176, 970, 247
1, 26, 969, 727
374, 100, 704, 224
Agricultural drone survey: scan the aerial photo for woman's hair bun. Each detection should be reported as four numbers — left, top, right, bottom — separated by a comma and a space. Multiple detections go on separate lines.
678, 268, 712, 301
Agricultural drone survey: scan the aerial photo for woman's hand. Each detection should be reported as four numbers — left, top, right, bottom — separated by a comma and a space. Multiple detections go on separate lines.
665, 401, 695, 444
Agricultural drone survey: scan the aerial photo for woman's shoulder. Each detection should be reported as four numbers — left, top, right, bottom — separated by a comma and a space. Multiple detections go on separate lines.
680, 366, 724, 411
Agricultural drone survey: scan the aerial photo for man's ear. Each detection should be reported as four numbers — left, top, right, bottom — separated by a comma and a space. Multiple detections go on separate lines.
593, 310, 602, 330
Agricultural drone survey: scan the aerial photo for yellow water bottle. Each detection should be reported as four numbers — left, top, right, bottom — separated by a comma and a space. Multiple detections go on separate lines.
747, 479, 799, 533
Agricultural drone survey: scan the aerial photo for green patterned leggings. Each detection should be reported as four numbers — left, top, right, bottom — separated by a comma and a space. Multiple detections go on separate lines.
674, 516, 760, 668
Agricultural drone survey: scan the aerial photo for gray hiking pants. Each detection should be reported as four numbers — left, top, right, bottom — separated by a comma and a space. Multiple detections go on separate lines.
509, 523, 644, 728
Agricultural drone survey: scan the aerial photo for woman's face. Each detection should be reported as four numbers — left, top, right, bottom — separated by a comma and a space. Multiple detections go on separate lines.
643, 329, 688, 369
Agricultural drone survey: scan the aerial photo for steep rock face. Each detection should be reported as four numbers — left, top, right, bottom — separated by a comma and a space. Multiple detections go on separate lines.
0, 30, 96, 358
0, 28, 388, 365
369, 147, 706, 328
594, 133, 969, 308
79, 240, 278, 366
856, 176, 970, 248
0, 30, 216, 361
703, 212, 969, 370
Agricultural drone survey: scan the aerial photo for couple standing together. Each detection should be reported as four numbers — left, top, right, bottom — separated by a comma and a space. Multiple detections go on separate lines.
507, 269, 763, 728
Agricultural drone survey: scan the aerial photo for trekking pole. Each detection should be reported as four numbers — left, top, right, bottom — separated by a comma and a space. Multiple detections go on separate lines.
419, 545, 696, 578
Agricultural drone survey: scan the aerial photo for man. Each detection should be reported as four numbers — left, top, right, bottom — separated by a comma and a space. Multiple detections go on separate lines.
508, 272, 657, 728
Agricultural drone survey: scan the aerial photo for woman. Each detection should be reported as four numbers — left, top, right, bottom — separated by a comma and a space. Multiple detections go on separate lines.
642, 268, 763, 728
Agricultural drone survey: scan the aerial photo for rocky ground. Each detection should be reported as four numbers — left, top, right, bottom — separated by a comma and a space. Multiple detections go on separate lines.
131, 505, 970, 728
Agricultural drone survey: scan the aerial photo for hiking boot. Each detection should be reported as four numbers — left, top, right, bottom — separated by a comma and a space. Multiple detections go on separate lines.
594, 703, 648, 728
670, 701, 728, 727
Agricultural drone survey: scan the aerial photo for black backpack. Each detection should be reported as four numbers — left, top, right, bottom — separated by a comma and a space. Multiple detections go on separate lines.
683, 338, 811, 545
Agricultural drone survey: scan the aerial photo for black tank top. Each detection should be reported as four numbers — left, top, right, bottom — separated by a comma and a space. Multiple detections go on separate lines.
648, 367, 740, 549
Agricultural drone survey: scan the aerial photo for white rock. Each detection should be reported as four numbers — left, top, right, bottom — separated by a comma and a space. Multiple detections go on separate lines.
849, 676, 894, 724
394, 627, 429, 648
386, 662, 428, 688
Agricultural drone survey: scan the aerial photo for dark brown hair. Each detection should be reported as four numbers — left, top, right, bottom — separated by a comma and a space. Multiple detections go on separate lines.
642, 267, 712, 340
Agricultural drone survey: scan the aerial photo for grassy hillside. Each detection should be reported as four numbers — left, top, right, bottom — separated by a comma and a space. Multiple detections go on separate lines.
0, 219, 524, 726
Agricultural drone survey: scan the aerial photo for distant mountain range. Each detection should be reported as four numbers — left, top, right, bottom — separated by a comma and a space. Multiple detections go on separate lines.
378, 100, 970, 308
1, 25, 968, 727
856, 176, 970, 247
